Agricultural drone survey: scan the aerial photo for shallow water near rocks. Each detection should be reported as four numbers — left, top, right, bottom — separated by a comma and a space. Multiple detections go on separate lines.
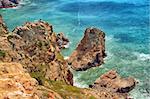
0, 0, 150, 98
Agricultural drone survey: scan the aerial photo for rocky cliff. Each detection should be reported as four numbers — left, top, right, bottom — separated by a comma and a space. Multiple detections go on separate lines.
0, 15, 136, 99
0, 62, 134, 99
68, 28, 106, 71
0, 15, 73, 85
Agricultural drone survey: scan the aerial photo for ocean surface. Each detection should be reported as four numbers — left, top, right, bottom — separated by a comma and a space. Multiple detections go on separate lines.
0, 0, 150, 98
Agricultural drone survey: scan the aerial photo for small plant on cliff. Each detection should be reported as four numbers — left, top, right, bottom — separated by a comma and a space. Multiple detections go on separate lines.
0, 50, 5, 58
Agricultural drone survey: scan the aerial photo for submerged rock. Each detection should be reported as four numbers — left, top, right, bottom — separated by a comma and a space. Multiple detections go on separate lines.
68, 27, 106, 71
89, 70, 136, 94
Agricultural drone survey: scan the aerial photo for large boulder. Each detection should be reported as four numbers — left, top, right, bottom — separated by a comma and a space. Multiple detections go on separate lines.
89, 70, 136, 93
0, 16, 73, 85
68, 27, 106, 71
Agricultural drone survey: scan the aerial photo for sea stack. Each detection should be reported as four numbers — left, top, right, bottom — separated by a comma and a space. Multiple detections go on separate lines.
68, 28, 106, 71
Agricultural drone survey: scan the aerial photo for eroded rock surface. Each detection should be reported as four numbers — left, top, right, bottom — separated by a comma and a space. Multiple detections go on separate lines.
0, 63, 39, 99
90, 70, 136, 94
69, 27, 106, 71
0, 16, 73, 85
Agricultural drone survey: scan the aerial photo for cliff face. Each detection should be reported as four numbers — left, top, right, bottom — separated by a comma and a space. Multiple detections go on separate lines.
0, 63, 134, 99
0, 63, 39, 99
69, 28, 106, 71
0, 16, 73, 85
0, 15, 8, 36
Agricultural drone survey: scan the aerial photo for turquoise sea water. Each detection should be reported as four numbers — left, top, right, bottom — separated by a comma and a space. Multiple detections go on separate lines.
0, 0, 150, 98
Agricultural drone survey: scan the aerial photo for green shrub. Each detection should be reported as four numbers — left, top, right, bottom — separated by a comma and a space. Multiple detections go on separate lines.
0, 50, 6, 57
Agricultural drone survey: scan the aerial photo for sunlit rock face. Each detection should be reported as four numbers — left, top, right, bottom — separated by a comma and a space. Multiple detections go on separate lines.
68, 27, 106, 71
0, 63, 39, 99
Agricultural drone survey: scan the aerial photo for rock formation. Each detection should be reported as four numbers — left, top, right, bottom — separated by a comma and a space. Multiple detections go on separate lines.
0, 16, 73, 85
0, 15, 136, 99
89, 70, 136, 94
68, 27, 106, 71
0, 0, 19, 8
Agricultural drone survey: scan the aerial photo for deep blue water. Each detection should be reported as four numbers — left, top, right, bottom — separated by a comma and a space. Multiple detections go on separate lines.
0, 0, 150, 98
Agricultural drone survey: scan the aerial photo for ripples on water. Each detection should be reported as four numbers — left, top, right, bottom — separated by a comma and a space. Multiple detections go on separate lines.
0, 0, 150, 98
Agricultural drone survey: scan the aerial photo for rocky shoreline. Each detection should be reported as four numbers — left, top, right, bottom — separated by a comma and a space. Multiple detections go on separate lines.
0, 14, 136, 99
0, 0, 19, 8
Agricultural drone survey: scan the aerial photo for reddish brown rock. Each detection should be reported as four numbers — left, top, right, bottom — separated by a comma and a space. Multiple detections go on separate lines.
0, 63, 39, 99
89, 70, 136, 94
68, 27, 106, 71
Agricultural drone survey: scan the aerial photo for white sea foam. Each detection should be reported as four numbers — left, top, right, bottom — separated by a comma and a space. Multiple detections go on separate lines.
106, 35, 113, 41
64, 56, 69, 60
134, 52, 150, 61
64, 42, 70, 48
73, 76, 88, 88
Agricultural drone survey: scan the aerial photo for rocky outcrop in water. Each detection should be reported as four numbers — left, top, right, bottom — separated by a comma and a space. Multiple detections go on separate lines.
90, 70, 136, 94
0, 0, 19, 8
0, 16, 73, 85
68, 27, 106, 71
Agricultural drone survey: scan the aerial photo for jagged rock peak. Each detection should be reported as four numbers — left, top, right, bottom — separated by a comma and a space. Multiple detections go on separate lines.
68, 27, 106, 71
